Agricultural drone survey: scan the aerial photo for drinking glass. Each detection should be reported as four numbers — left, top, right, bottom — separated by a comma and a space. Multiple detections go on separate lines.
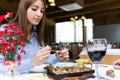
58, 42, 71, 66
86, 39, 107, 80
58, 42, 71, 50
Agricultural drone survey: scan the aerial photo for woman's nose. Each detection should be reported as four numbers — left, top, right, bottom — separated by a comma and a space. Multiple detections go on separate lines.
36, 11, 42, 17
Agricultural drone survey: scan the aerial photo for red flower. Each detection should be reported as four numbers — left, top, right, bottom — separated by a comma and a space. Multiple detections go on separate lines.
4, 24, 17, 30
10, 46, 16, 52
16, 30, 25, 36
19, 40, 25, 47
1, 44, 9, 54
17, 54, 21, 65
21, 50, 26, 55
0, 31, 4, 36
0, 39, 7, 45
5, 12, 13, 19
0, 15, 5, 22
9, 38, 15, 44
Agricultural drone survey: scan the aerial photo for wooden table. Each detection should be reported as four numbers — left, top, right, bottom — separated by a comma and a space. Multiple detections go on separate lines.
80, 54, 120, 65
79, 49, 120, 65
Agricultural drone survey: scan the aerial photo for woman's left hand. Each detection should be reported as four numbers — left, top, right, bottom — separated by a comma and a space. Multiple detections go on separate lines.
56, 49, 69, 61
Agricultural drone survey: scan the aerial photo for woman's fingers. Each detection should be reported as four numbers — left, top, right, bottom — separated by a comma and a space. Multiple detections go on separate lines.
56, 49, 69, 60
32, 45, 51, 67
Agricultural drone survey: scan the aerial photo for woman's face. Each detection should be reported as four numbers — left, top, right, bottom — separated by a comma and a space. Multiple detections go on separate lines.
27, 0, 45, 25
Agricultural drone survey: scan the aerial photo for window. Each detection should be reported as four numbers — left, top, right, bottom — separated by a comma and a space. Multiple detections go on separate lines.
85, 19, 93, 41
55, 18, 93, 43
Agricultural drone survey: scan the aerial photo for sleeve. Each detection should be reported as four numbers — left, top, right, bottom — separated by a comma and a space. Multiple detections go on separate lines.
16, 58, 33, 74
15, 45, 34, 74
45, 54, 61, 64
16, 54, 61, 73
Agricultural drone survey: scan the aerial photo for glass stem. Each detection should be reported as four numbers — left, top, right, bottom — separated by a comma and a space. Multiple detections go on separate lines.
95, 63, 99, 80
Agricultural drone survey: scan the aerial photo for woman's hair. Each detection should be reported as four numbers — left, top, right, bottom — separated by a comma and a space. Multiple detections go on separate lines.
12, 0, 46, 46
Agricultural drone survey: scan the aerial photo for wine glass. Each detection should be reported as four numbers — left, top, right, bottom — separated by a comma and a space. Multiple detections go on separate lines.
58, 42, 71, 66
58, 42, 71, 50
86, 39, 107, 80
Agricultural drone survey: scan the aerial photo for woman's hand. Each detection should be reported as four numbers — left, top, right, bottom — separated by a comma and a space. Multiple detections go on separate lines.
113, 59, 120, 70
31, 45, 51, 67
56, 49, 69, 61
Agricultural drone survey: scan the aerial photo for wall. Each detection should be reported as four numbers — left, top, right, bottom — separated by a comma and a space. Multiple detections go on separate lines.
0, 0, 18, 13
94, 24, 120, 42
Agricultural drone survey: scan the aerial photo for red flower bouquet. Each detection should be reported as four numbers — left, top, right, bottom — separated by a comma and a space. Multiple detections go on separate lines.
0, 12, 26, 75
0, 24, 26, 64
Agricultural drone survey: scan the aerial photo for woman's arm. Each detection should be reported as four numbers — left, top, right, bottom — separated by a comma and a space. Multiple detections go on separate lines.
16, 58, 33, 74
45, 54, 61, 64
45, 49, 69, 64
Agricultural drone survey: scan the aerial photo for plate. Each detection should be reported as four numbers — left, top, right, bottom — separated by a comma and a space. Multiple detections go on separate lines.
53, 61, 78, 67
29, 64, 49, 73
98, 65, 120, 80
22, 73, 51, 80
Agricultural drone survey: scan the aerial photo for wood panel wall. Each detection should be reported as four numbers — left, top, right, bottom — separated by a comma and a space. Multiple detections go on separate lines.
93, 14, 120, 25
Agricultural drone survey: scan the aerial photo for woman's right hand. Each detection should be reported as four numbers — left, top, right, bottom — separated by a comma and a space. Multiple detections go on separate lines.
31, 45, 51, 67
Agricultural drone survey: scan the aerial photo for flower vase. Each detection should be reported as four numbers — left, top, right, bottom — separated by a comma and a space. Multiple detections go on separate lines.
4, 60, 17, 78
3, 60, 24, 80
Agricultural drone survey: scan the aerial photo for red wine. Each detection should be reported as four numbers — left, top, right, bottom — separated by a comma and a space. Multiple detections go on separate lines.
88, 50, 106, 63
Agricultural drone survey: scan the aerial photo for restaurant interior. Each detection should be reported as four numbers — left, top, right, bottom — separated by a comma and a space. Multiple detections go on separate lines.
0, 0, 120, 79
0, 0, 120, 64
0, 0, 120, 80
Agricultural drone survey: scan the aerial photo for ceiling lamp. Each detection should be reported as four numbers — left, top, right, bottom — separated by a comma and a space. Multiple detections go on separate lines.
48, 0, 56, 6
56, 0, 84, 11
59, 3, 82, 11
81, 16, 86, 20
70, 16, 78, 21
50, 2, 56, 6
48, 0, 55, 2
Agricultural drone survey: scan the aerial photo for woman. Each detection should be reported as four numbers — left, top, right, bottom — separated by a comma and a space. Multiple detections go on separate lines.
0, 0, 69, 74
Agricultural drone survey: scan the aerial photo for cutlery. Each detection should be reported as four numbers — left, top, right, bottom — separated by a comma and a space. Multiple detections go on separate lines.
39, 46, 57, 53
99, 65, 108, 67
99, 76, 110, 80
51, 49, 57, 53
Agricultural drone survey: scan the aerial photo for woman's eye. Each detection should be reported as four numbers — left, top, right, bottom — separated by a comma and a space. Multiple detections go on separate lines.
41, 9, 45, 13
32, 8, 37, 11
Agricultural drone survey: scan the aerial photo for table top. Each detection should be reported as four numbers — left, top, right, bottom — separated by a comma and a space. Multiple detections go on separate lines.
24, 62, 120, 80
0, 62, 120, 80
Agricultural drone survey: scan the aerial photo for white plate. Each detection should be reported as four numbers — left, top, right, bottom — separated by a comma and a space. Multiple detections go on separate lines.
22, 73, 45, 80
53, 61, 78, 67
0, 74, 25, 80
98, 65, 120, 80
29, 64, 48, 73
87, 64, 120, 80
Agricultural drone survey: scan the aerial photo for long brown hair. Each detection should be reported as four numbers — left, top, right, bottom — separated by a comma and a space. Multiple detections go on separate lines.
12, 0, 46, 46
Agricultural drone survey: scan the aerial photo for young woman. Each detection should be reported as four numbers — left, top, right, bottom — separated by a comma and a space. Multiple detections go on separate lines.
0, 0, 69, 74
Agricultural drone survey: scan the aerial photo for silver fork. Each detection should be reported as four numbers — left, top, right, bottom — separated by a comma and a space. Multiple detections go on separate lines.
98, 75, 110, 80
